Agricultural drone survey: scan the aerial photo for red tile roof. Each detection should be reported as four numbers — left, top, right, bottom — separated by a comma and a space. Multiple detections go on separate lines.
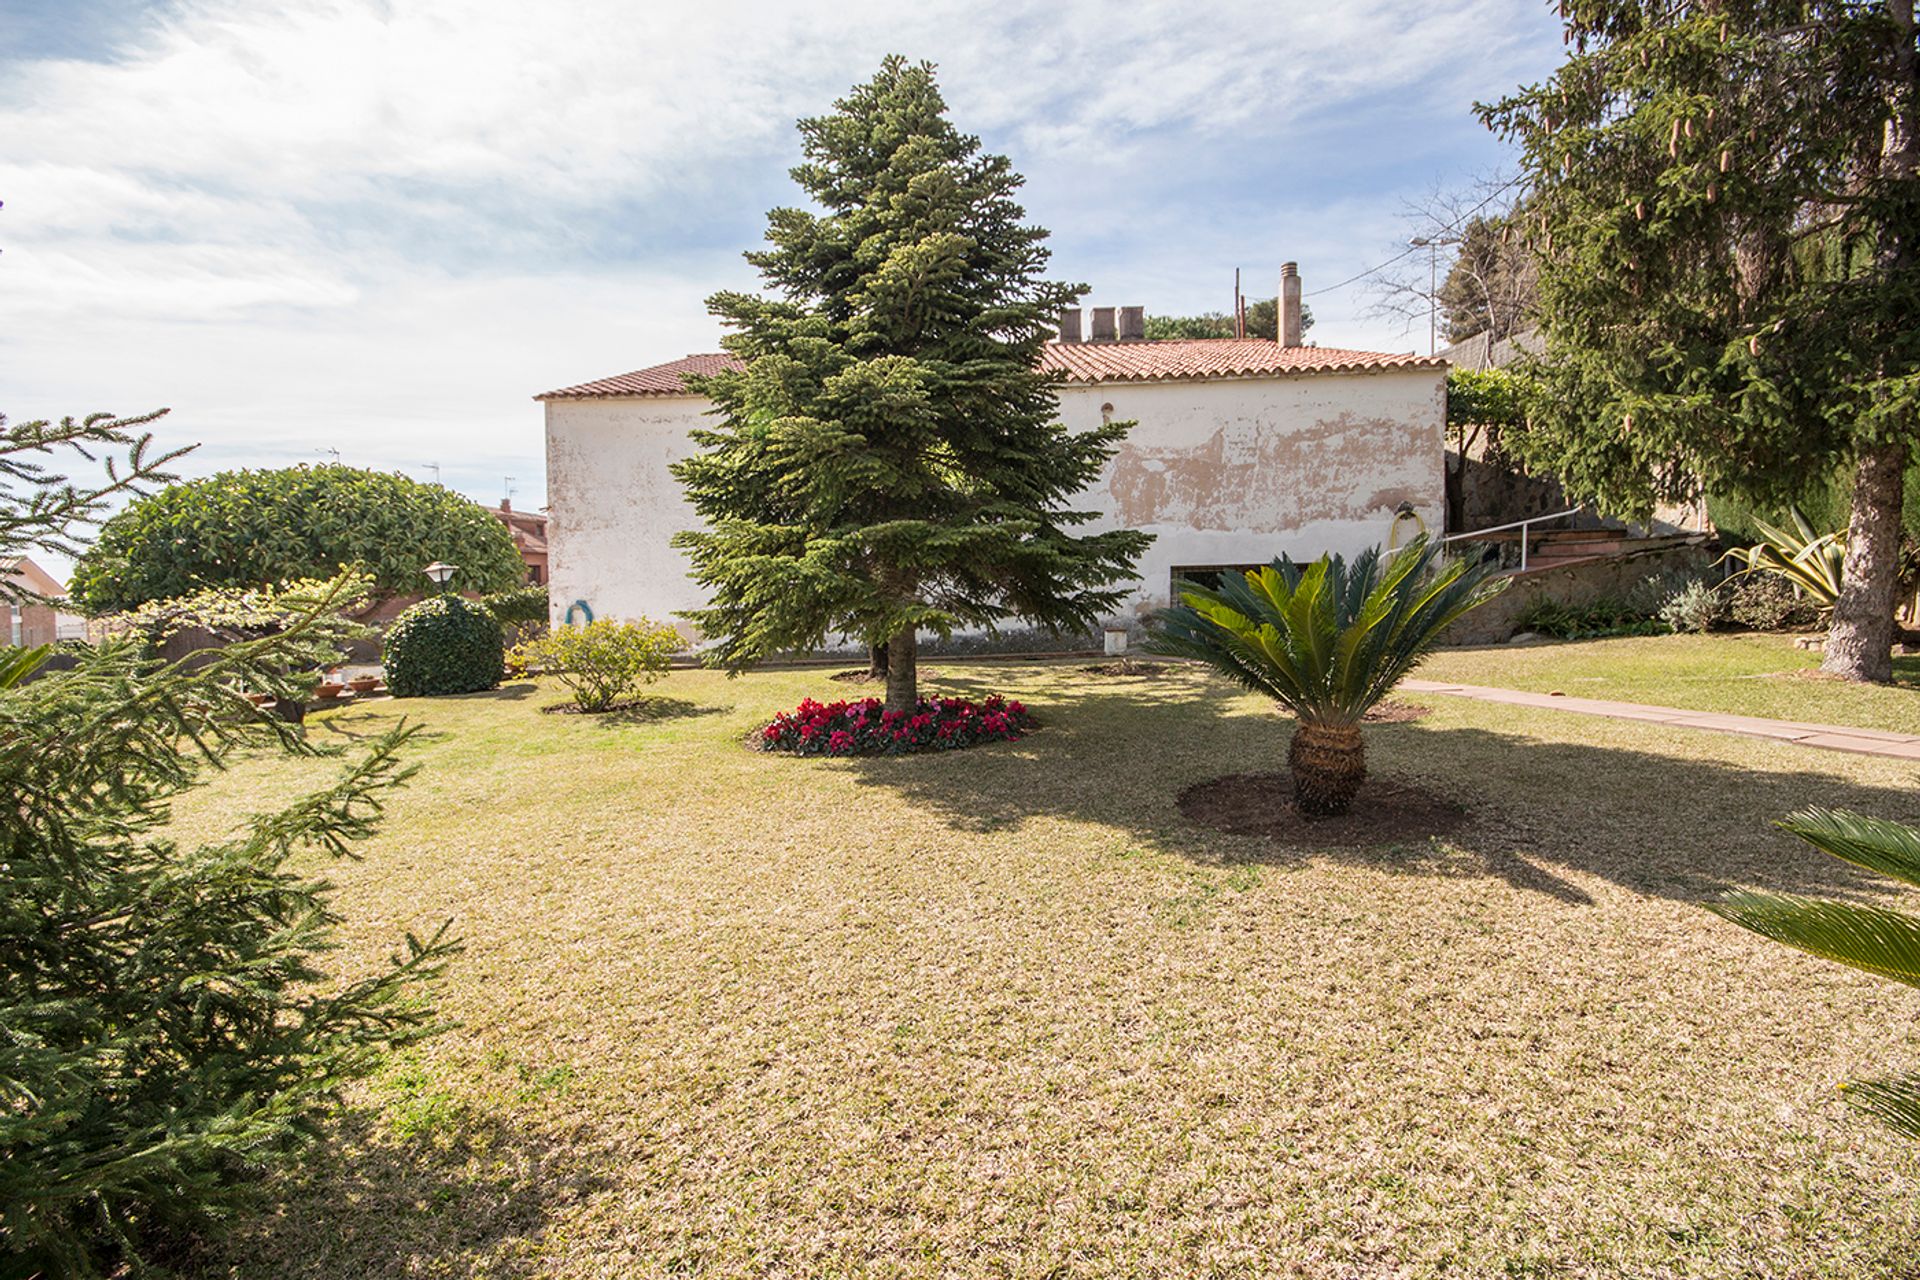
535, 341, 1443, 400
536, 353, 743, 401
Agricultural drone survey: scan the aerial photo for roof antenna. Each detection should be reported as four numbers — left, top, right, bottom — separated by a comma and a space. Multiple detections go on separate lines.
504, 476, 516, 504
424, 462, 442, 484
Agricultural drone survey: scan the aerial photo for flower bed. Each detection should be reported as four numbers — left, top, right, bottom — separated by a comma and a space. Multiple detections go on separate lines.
759, 694, 1034, 756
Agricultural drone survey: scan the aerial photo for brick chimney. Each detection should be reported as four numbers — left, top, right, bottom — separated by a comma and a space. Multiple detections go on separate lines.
1117, 306, 1145, 341
1090, 306, 1117, 342
1279, 262, 1304, 348
1057, 307, 1083, 343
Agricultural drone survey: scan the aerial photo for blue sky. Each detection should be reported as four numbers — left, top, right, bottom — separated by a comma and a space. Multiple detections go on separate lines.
0, 0, 1565, 546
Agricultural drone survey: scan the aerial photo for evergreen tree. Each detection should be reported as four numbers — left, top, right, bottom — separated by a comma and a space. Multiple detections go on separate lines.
0, 411, 457, 1273
1483, 1, 1920, 681
672, 58, 1151, 711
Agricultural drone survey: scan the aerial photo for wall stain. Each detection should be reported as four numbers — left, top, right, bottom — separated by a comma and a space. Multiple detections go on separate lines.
1106, 413, 1427, 532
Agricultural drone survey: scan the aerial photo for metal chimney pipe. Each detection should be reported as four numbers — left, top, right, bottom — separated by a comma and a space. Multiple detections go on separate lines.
1279, 262, 1304, 348
1057, 308, 1083, 343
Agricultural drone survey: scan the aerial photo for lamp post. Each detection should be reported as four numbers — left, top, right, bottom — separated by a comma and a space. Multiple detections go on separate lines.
1408, 235, 1463, 356
422, 561, 458, 594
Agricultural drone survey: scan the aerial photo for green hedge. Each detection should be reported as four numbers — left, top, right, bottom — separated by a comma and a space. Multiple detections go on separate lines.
70, 465, 526, 614
382, 595, 504, 697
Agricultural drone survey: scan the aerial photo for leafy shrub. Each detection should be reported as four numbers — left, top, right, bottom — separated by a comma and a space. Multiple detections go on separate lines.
482, 584, 549, 628
760, 694, 1034, 755
511, 617, 679, 712
1728, 574, 1824, 631
1515, 596, 1666, 639
1659, 579, 1726, 634
382, 595, 505, 696
483, 584, 550, 648
69, 464, 526, 614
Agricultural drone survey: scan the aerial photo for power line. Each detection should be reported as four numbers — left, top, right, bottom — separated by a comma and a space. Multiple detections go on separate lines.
1304, 173, 1528, 298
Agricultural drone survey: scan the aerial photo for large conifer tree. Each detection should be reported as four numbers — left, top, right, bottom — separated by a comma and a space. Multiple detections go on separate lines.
672, 58, 1150, 711
1484, 2, 1919, 681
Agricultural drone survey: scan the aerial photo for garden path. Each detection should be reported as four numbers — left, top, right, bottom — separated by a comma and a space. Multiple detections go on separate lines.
1401, 679, 1920, 761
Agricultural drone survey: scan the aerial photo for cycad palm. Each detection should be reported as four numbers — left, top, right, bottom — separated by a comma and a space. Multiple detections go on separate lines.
1148, 535, 1506, 816
1709, 809, 1920, 1139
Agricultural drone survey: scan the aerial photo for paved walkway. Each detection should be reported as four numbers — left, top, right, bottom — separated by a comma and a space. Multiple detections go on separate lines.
1400, 679, 1920, 761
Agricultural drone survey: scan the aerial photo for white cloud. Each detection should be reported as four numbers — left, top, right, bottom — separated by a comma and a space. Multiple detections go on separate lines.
0, 0, 1564, 525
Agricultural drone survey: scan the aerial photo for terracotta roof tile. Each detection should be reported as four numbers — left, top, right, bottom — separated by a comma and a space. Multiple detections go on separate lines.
1039, 339, 1445, 383
535, 353, 743, 401
535, 340, 1442, 400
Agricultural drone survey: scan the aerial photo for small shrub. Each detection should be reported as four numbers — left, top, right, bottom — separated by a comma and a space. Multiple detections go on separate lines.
511, 617, 680, 712
1728, 574, 1824, 631
1515, 596, 1667, 639
383, 595, 505, 697
1659, 579, 1726, 634
760, 694, 1034, 756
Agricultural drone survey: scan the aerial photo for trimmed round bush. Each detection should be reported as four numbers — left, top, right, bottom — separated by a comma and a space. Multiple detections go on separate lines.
382, 595, 505, 697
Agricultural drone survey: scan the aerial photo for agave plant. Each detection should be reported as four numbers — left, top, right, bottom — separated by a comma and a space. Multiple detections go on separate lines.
1718, 507, 1844, 609
1709, 809, 1920, 1139
1148, 535, 1507, 816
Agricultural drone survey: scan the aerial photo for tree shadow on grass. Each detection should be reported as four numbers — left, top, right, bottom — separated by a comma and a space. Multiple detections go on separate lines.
843, 665, 1920, 907
195, 1103, 610, 1280
541, 696, 730, 729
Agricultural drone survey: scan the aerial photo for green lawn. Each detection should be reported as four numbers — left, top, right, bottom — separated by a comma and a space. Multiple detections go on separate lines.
1420, 632, 1920, 732
175, 658, 1920, 1278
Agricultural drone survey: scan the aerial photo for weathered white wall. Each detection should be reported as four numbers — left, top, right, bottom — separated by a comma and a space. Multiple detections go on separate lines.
1059, 368, 1445, 624
545, 395, 714, 637
544, 366, 1444, 635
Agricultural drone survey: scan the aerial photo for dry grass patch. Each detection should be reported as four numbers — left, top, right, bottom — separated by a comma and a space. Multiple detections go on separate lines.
168, 661, 1920, 1277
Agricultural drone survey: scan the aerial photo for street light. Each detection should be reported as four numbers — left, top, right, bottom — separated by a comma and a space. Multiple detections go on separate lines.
422, 561, 458, 593
1409, 235, 1463, 356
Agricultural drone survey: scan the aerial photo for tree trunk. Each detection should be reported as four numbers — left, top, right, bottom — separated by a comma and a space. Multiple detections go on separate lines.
867, 643, 889, 680
883, 627, 917, 715
1823, 440, 1908, 683
1288, 721, 1367, 818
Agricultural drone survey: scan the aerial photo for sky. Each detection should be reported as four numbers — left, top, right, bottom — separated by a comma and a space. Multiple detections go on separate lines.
0, 0, 1567, 543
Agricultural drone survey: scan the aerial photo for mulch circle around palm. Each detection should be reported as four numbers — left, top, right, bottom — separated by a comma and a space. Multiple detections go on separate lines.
1178, 772, 1469, 847
1361, 699, 1432, 723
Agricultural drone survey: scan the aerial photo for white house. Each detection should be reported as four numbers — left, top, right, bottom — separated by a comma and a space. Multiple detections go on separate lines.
537, 266, 1446, 643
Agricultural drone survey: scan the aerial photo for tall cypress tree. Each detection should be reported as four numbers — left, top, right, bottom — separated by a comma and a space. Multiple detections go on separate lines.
1483, 2, 1919, 681
672, 58, 1151, 711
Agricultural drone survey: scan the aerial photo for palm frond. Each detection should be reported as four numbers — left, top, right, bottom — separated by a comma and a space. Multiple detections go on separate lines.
1147, 535, 1508, 725
0, 644, 51, 690
1705, 892, 1920, 988
1780, 808, 1920, 890
1840, 1071, 1920, 1140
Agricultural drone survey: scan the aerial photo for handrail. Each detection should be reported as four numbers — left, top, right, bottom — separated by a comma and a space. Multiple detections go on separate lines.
1442, 505, 1584, 573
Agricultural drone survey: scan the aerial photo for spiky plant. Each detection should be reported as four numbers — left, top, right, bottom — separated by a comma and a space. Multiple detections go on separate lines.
1148, 536, 1506, 816
1717, 507, 1846, 611
1708, 809, 1920, 1139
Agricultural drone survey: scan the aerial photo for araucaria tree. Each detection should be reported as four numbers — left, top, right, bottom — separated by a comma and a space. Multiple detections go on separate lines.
1484, 2, 1920, 681
672, 58, 1152, 712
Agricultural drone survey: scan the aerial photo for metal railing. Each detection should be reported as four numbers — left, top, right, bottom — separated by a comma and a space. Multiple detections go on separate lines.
1441, 506, 1584, 573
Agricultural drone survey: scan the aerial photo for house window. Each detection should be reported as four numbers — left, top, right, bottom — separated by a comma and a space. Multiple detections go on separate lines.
1170, 565, 1263, 598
